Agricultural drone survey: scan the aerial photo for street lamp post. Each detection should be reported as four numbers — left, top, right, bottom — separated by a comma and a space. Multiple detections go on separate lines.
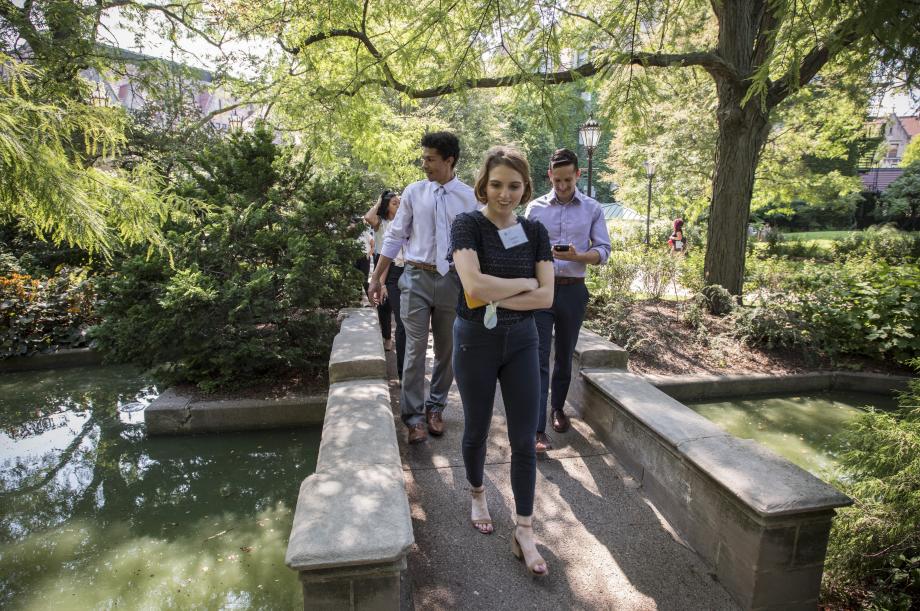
643, 160, 656, 246
229, 113, 243, 131
91, 82, 108, 108
579, 117, 601, 198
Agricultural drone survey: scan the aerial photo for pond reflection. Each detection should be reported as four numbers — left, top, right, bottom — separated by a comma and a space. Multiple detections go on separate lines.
687, 390, 898, 481
0, 366, 320, 609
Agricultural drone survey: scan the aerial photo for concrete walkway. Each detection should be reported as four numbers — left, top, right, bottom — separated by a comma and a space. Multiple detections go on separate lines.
386, 343, 738, 610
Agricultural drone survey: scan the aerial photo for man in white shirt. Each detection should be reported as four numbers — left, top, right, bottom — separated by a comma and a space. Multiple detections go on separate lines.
368, 132, 480, 444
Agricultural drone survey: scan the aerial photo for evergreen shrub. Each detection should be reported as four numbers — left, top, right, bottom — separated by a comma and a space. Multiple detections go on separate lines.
93, 125, 367, 390
823, 359, 920, 609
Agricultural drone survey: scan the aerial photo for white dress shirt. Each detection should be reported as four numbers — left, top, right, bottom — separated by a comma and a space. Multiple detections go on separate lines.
381, 176, 479, 268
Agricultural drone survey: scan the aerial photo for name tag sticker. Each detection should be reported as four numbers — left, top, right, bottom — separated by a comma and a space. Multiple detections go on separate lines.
498, 223, 528, 249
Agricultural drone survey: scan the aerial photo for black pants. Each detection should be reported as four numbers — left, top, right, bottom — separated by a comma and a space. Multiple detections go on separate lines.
453, 316, 539, 517
534, 282, 589, 434
354, 257, 370, 295
373, 254, 393, 339
383, 262, 406, 380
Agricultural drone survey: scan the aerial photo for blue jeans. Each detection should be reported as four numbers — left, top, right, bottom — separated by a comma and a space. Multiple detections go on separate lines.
534, 282, 589, 434
453, 316, 540, 517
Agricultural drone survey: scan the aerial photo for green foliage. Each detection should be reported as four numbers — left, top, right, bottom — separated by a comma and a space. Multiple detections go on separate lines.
754, 194, 859, 231
878, 161, 920, 230
736, 254, 920, 361
590, 243, 688, 302
93, 125, 367, 390
762, 236, 835, 261
0, 54, 183, 259
0, 268, 97, 358
823, 359, 920, 609
601, 67, 717, 223
584, 292, 642, 354
730, 300, 809, 353
790, 259, 920, 361
903, 138, 920, 167
678, 251, 706, 296
743, 253, 800, 295
608, 219, 701, 252
635, 249, 680, 300
751, 63, 869, 212
591, 250, 640, 301
781, 230, 858, 241
831, 227, 920, 264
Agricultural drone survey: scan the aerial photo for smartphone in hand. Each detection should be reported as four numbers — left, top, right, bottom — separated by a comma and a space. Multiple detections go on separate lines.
553, 244, 570, 252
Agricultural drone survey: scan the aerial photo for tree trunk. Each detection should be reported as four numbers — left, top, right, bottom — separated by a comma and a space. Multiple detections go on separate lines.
703, 0, 772, 296
704, 80, 770, 295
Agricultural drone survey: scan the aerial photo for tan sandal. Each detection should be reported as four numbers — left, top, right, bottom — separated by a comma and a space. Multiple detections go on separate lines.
470, 486, 493, 535
511, 522, 548, 577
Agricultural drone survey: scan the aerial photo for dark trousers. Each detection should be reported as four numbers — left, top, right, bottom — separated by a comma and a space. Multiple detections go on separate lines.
383, 263, 406, 380
453, 316, 539, 517
534, 283, 589, 434
354, 257, 370, 295
373, 254, 393, 339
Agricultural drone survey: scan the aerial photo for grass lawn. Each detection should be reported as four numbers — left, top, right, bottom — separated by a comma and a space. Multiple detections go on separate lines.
781, 230, 858, 241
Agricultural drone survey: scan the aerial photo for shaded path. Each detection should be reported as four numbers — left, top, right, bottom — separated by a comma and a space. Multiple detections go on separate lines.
385, 342, 738, 610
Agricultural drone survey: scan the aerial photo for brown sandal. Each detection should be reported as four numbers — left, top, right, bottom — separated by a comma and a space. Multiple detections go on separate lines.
470, 486, 493, 535
511, 522, 548, 577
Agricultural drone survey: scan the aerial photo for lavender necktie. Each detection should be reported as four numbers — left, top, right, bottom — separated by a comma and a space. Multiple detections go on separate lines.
434, 185, 449, 276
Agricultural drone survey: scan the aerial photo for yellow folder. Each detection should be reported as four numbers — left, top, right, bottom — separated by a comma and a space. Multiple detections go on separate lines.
464, 291, 488, 309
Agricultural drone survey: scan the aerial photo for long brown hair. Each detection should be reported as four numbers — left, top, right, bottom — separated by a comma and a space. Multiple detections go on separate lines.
473, 146, 533, 205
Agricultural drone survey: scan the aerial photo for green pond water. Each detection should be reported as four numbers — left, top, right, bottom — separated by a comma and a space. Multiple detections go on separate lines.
0, 366, 321, 610
686, 390, 899, 481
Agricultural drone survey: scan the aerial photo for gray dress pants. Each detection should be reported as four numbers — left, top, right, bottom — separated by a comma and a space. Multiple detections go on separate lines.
398, 265, 460, 427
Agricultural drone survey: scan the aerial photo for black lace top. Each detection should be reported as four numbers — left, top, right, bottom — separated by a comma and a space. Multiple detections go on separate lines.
449, 210, 553, 328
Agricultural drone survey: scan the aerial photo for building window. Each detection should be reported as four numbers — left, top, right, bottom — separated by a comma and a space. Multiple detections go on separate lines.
887, 144, 900, 159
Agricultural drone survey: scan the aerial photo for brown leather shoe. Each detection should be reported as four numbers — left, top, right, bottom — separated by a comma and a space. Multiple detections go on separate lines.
426, 411, 444, 436
551, 409, 570, 433
407, 423, 428, 444
535, 432, 553, 453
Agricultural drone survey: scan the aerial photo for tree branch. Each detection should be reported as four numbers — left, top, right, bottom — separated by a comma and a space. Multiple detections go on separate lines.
361, 0, 369, 33
766, 14, 863, 107
750, 1, 781, 70
0, 0, 43, 52
99, 0, 223, 48
284, 28, 735, 98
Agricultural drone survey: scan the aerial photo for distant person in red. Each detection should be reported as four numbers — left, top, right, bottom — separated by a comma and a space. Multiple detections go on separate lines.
667, 218, 687, 255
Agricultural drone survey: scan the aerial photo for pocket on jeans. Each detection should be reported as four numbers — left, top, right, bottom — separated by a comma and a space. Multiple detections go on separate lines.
454, 320, 490, 352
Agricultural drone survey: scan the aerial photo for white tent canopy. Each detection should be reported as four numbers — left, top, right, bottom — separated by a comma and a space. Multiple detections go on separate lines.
600, 202, 644, 221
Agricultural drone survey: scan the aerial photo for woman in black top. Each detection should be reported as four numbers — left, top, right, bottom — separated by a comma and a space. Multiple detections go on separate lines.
450, 146, 554, 576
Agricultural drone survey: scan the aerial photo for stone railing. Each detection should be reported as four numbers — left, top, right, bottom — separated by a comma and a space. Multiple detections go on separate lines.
146, 387, 326, 434
643, 371, 912, 402
569, 332, 854, 611
285, 308, 413, 610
